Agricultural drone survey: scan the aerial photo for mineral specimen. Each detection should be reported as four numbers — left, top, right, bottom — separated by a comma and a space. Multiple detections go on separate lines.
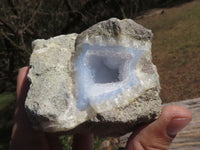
25, 18, 161, 136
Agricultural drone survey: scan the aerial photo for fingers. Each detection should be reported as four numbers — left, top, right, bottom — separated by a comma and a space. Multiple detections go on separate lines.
126, 105, 192, 150
16, 66, 29, 105
45, 133, 63, 150
14, 67, 30, 123
11, 67, 50, 150
72, 134, 93, 150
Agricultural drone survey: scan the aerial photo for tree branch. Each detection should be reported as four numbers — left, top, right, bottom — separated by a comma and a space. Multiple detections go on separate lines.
8, 0, 20, 16
0, 16, 17, 34
23, 1, 42, 33
0, 30, 30, 55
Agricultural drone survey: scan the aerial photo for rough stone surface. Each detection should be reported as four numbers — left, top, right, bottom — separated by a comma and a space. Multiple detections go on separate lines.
25, 18, 161, 136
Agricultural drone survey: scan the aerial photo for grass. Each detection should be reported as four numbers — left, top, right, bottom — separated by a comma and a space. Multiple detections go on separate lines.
0, 92, 15, 150
60, 135, 73, 150
60, 135, 107, 150
0, 92, 15, 111
136, 0, 200, 103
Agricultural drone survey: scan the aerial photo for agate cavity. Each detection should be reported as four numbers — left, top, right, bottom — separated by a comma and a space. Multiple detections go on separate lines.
76, 44, 144, 111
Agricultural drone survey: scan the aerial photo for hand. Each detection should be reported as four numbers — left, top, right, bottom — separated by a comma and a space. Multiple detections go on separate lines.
10, 67, 192, 150
126, 103, 192, 149
10, 67, 93, 150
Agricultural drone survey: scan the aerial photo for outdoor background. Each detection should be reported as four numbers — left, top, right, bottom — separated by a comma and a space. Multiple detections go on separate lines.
0, 0, 199, 149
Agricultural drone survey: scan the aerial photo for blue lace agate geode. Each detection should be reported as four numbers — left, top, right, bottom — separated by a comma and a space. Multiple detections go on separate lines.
25, 18, 161, 136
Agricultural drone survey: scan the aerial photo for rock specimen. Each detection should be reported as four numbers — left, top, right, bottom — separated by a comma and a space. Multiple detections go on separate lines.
25, 18, 161, 136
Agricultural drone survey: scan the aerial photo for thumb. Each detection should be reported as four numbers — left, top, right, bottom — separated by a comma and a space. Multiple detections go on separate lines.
126, 105, 192, 150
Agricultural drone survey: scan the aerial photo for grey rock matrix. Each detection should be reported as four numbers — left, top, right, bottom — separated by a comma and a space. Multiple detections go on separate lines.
25, 18, 161, 136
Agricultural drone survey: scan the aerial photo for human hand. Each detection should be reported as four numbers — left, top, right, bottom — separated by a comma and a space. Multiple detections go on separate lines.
10, 67, 93, 150
10, 67, 191, 150
126, 104, 192, 149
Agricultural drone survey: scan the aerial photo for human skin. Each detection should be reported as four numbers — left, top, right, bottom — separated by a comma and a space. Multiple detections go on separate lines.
10, 67, 192, 150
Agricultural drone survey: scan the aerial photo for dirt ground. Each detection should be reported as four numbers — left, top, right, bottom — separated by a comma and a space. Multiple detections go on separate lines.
136, 0, 200, 103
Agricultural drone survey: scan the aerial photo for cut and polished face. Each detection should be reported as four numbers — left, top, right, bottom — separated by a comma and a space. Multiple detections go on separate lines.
76, 43, 144, 111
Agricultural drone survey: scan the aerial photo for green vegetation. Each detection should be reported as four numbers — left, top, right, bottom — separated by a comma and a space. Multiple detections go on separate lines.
60, 135, 106, 150
60, 135, 73, 150
0, 92, 15, 111
0, 92, 15, 150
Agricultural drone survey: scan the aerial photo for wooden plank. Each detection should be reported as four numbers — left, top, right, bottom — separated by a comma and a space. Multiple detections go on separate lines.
166, 98, 200, 150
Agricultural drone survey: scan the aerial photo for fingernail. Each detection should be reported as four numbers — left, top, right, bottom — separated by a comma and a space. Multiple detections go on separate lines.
166, 118, 191, 137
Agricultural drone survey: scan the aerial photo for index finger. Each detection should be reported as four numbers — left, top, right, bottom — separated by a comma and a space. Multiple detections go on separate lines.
16, 66, 29, 104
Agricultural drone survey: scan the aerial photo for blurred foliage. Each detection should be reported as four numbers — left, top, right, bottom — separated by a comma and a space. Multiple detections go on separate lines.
60, 135, 73, 150
93, 136, 106, 150
0, 92, 15, 150
60, 135, 106, 150
0, 92, 15, 110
